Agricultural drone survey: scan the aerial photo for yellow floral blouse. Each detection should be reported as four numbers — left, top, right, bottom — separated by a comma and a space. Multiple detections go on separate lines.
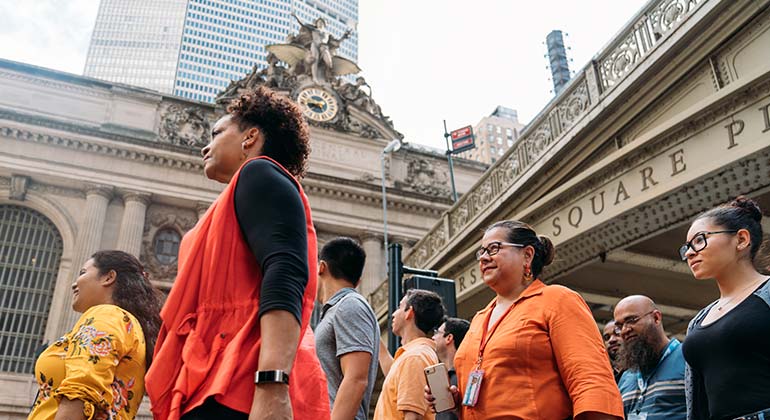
28, 304, 147, 420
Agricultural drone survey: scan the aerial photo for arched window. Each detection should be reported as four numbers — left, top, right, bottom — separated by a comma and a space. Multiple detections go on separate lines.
0, 205, 63, 374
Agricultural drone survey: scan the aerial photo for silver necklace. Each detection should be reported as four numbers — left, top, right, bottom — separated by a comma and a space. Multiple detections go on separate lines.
717, 280, 762, 311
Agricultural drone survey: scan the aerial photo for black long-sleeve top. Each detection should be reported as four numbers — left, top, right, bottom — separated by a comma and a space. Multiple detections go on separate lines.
233, 159, 309, 325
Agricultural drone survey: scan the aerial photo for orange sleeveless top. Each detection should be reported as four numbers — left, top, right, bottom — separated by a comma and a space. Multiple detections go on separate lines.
146, 156, 329, 419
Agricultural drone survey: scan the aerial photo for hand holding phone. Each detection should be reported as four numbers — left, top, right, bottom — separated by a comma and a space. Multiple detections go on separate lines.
424, 363, 456, 413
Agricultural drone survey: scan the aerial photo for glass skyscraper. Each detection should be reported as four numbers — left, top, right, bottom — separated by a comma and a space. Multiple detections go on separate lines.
84, 0, 358, 103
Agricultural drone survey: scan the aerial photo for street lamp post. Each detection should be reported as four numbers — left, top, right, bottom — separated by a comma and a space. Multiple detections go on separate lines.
381, 139, 402, 277
381, 138, 401, 355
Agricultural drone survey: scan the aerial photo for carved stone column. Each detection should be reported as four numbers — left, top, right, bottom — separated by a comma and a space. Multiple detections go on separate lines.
360, 232, 384, 298
116, 192, 151, 256
58, 185, 113, 334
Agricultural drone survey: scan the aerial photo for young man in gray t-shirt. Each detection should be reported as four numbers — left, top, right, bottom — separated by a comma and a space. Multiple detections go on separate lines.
315, 237, 380, 420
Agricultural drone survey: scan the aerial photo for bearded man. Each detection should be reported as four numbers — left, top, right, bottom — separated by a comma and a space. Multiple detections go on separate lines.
614, 295, 686, 420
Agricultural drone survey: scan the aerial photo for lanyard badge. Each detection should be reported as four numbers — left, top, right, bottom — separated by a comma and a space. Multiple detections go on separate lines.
462, 369, 484, 406
463, 301, 516, 407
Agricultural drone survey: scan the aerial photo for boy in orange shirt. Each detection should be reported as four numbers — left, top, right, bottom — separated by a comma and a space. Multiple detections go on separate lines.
374, 290, 445, 420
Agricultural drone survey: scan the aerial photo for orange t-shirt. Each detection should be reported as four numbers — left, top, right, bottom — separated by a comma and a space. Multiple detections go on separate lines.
373, 337, 437, 420
454, 280, 623, 420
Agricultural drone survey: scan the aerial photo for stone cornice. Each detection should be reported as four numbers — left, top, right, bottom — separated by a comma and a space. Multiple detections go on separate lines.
1, 124, 205, 172
302, 175, 448, 217
0, 108, 202, 156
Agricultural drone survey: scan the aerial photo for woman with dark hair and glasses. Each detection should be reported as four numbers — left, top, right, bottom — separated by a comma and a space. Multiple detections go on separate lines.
680, 196, 770, 420
146, 86, 329, 420
29, 250, 162, 420
426, 220, 623, 419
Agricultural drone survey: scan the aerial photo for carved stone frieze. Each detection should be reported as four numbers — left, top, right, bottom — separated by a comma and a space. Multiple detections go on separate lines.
598, 0, 706, 89
158, 103, 211, 148
141, 204, 197, 281
27, 181, 85, 199
394, 157, 450, 197
1, 125, 204, 172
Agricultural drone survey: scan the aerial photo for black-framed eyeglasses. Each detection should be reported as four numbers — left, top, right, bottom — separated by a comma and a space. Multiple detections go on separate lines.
475, 241, 524, 260
678, 230, 738, 260
613, 310, 656, 334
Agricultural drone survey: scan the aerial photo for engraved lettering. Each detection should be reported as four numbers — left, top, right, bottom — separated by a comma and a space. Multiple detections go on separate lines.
615, 181, 630, 205
568, 206, 583, 228
552, 216, 562, 237
590, 191, 606, 215
760, 103, 770, 133
669, 149, 686, 176
639, 166, 659, 191
725, 119, 745, 149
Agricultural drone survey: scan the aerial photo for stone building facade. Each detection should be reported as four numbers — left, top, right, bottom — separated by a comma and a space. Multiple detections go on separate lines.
0, 56, 484, 418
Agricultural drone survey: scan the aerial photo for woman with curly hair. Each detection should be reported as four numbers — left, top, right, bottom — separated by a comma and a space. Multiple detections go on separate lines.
29, 250, 162, 420
146, 86, 329, 420
681, 196, 770, 419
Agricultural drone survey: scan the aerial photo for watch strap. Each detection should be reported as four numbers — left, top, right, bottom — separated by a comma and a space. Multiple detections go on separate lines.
254, 370, 290, 385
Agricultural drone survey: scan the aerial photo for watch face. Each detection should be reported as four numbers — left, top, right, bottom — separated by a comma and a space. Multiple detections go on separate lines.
297, 87, 339, 122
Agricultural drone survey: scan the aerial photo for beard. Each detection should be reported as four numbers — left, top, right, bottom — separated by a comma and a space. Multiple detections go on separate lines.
617, 331, 660, 373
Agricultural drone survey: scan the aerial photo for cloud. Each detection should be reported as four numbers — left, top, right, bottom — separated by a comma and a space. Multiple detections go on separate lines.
0, 0, 98, 74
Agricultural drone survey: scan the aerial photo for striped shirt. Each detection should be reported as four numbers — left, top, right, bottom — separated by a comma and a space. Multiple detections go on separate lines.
618, 339, 686, 420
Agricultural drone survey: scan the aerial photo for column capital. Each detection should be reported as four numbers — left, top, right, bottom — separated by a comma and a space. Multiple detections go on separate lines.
196, 201, 211, 218
120, 190, 152, 206
360, 231, 384, 242
84, 184, 114, 199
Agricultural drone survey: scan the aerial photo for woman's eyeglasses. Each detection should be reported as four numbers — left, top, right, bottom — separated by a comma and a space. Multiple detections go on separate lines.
678, 230, 738, 260
475, 241, 524, 260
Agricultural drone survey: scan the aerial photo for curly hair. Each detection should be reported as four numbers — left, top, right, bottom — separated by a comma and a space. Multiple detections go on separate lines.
227, 86, 311, 178
90, 250, 163, 368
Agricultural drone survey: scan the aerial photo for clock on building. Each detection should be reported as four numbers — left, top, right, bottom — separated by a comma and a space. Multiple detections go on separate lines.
297, 87, 339, 122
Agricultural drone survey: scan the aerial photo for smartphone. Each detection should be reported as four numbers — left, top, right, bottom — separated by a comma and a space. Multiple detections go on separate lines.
424, 363, 456, 413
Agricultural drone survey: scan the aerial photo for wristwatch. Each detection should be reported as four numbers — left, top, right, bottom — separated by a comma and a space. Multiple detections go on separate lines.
254, 370, 290, 385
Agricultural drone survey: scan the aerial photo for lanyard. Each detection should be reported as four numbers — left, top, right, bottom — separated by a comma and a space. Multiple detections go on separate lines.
635, 339, 680, 393
475, 300, 517, 368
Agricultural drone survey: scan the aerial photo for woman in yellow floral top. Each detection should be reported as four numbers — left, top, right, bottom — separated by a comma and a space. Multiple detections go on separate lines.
29, 251, 162, 420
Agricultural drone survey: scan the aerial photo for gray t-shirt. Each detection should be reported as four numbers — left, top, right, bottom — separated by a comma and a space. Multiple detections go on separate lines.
315, 288, 380, 420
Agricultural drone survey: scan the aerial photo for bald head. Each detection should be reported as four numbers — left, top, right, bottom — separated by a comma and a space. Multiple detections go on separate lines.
616, 295, 656, 313
613, 295, 667, 347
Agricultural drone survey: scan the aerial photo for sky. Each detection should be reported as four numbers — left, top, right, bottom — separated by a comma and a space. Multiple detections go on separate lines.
0, 0, 647, 150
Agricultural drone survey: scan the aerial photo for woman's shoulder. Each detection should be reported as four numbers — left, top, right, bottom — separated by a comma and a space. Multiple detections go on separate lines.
78, 304, 142, 333
540, 282, 582, 300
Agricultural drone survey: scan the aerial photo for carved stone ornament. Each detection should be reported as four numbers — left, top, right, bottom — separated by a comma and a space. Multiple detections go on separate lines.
141, 205, 198, 281
214, 15, 402, 140
395, 157, 450, 197
9, 175, 29, 201
159, 103, 211, 148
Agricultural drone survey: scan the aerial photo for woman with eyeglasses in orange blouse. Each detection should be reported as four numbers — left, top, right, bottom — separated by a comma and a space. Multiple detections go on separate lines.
426, 220, 623, 420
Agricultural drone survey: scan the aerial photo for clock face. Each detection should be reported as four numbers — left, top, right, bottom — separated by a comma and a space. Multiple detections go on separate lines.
297, 87, 339, 122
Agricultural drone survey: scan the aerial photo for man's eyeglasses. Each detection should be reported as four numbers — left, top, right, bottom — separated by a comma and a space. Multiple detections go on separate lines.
613, 310, 656, 334
678, 230, 738, 260
475, 241, 524, 260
